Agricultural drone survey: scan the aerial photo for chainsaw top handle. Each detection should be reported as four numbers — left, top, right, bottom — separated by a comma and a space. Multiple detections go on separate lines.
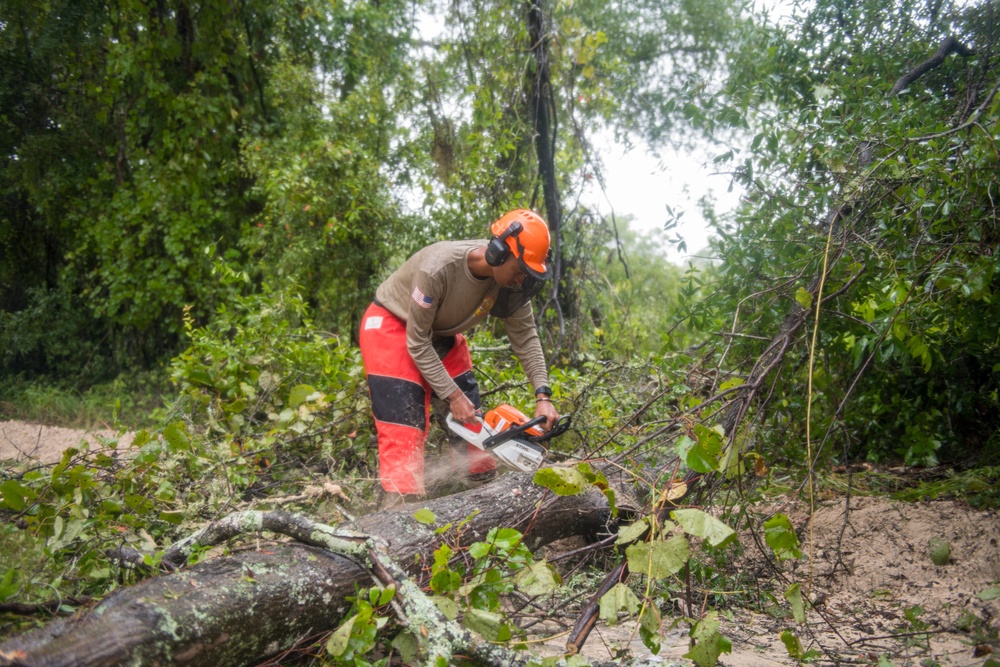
482, 413, 572, 449
482, 415, 547, 449
529, 414, 572, 443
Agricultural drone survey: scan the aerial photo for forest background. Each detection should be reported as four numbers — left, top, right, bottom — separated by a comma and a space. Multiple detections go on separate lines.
1, 0, 999, 663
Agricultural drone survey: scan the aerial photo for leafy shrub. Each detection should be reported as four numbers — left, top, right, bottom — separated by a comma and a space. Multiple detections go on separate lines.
167, 260, 374, 495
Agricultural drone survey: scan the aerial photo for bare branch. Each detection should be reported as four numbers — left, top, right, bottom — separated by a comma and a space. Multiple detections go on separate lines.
890, 35, 974, 96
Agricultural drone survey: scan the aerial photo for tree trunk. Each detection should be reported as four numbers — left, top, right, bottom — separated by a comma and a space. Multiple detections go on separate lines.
0, 472, 614, 667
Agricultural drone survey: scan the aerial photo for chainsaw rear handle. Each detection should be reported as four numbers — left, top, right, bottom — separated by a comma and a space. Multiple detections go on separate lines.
482, 415, 548, 449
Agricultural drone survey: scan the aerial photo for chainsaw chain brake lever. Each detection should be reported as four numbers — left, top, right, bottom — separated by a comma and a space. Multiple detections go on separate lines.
482, 415, 548, 449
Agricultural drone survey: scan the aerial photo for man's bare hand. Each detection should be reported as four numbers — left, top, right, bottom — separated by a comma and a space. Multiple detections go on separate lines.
448, 389, 477, 424
534, 399, 559, 431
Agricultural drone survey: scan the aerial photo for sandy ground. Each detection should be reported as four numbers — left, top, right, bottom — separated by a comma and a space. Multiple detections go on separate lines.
0, 419, 135, 463
2, 421, 998, 666
530, 494, 1000, 667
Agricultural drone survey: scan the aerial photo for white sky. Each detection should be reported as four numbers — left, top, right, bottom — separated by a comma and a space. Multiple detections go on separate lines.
589, 0, 797, 264
588, 132, 742, 263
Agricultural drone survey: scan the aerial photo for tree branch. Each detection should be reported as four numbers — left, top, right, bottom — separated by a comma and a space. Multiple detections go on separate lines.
890, 35, 974, 96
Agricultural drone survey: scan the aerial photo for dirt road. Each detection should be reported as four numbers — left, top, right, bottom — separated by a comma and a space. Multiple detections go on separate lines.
0, 419, 135, 464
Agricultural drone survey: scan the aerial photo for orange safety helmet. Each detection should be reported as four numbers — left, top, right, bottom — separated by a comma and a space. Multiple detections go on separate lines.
486, 209, 551, 280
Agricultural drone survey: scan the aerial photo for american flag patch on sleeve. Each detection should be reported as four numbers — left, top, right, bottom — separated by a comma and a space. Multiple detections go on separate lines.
411, 286, 434, 309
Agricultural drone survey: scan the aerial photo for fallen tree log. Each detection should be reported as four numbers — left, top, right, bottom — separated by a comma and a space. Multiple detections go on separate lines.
0, 471, 616, 667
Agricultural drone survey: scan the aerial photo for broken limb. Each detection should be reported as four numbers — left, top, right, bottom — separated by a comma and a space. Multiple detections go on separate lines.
0, 470, 625, 667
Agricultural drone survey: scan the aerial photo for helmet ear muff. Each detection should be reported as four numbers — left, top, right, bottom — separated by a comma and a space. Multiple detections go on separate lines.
485, 221, 523, 267
484, 236, 508, 267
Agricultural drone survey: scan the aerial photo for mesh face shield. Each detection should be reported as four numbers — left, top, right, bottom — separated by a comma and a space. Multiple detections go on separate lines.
489, 275, 546, 318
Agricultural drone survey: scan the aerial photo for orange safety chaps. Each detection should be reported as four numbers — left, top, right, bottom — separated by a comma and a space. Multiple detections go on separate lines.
359, 302, 495, 495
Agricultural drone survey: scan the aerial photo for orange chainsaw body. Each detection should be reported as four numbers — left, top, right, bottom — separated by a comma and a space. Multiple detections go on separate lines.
483, 404, 545, 438
445, 403, 551, 472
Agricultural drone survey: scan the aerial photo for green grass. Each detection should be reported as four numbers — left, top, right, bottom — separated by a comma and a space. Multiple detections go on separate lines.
820, 466, 1000, 509
0, 371, 170, 431
890, 467, 1000, 508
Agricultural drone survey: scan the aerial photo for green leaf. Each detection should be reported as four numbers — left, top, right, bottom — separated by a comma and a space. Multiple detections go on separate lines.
719, 377, 744, 391
258, 371, 280, 391
466, 575, 503, 613
785, 583, 806, 623
326, 614, 357, 657
599, 582, 641, 625
430, 568, 461, 595
639, 603, 662, 654
413, 508, 436, 525
795, 287, 813, 309
625, 535, 689, 579
977, 586, 1000, 601
431, 595, 459, 620
0, 568, 20, 601
671, 508, 736, 548
464, 608, 505, 641
222, 397, 247, 414
764, 514, 802, 561
780, 629, 804, 659
288, 384, 315, 408
51, 516, 64, 544
515, 560, 562, 596
488, 527, 524, 552
326, 606, 378, 660
533, 466, 589, 495
616, 517, 650, 545
576, 461, 607, 487
603, 488, 618, 519
469, 527, 528, 562
682, 424, 724, 473
391, 631, 422, 664
0, 480, 28, 511
684, 612, 732, 667
377, 585, 396, 606
432, 544, 452, 573
162, 422, 191, 452
928, 537, 950, 566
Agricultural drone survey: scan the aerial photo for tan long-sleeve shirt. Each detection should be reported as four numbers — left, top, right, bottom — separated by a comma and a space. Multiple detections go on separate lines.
374, 240, 549, 400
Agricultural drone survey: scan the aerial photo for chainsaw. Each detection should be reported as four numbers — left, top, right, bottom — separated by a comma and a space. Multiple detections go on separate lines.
446, 403, 571, 472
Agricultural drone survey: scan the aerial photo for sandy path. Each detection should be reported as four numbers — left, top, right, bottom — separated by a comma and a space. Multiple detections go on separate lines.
0, 420, 135, 464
